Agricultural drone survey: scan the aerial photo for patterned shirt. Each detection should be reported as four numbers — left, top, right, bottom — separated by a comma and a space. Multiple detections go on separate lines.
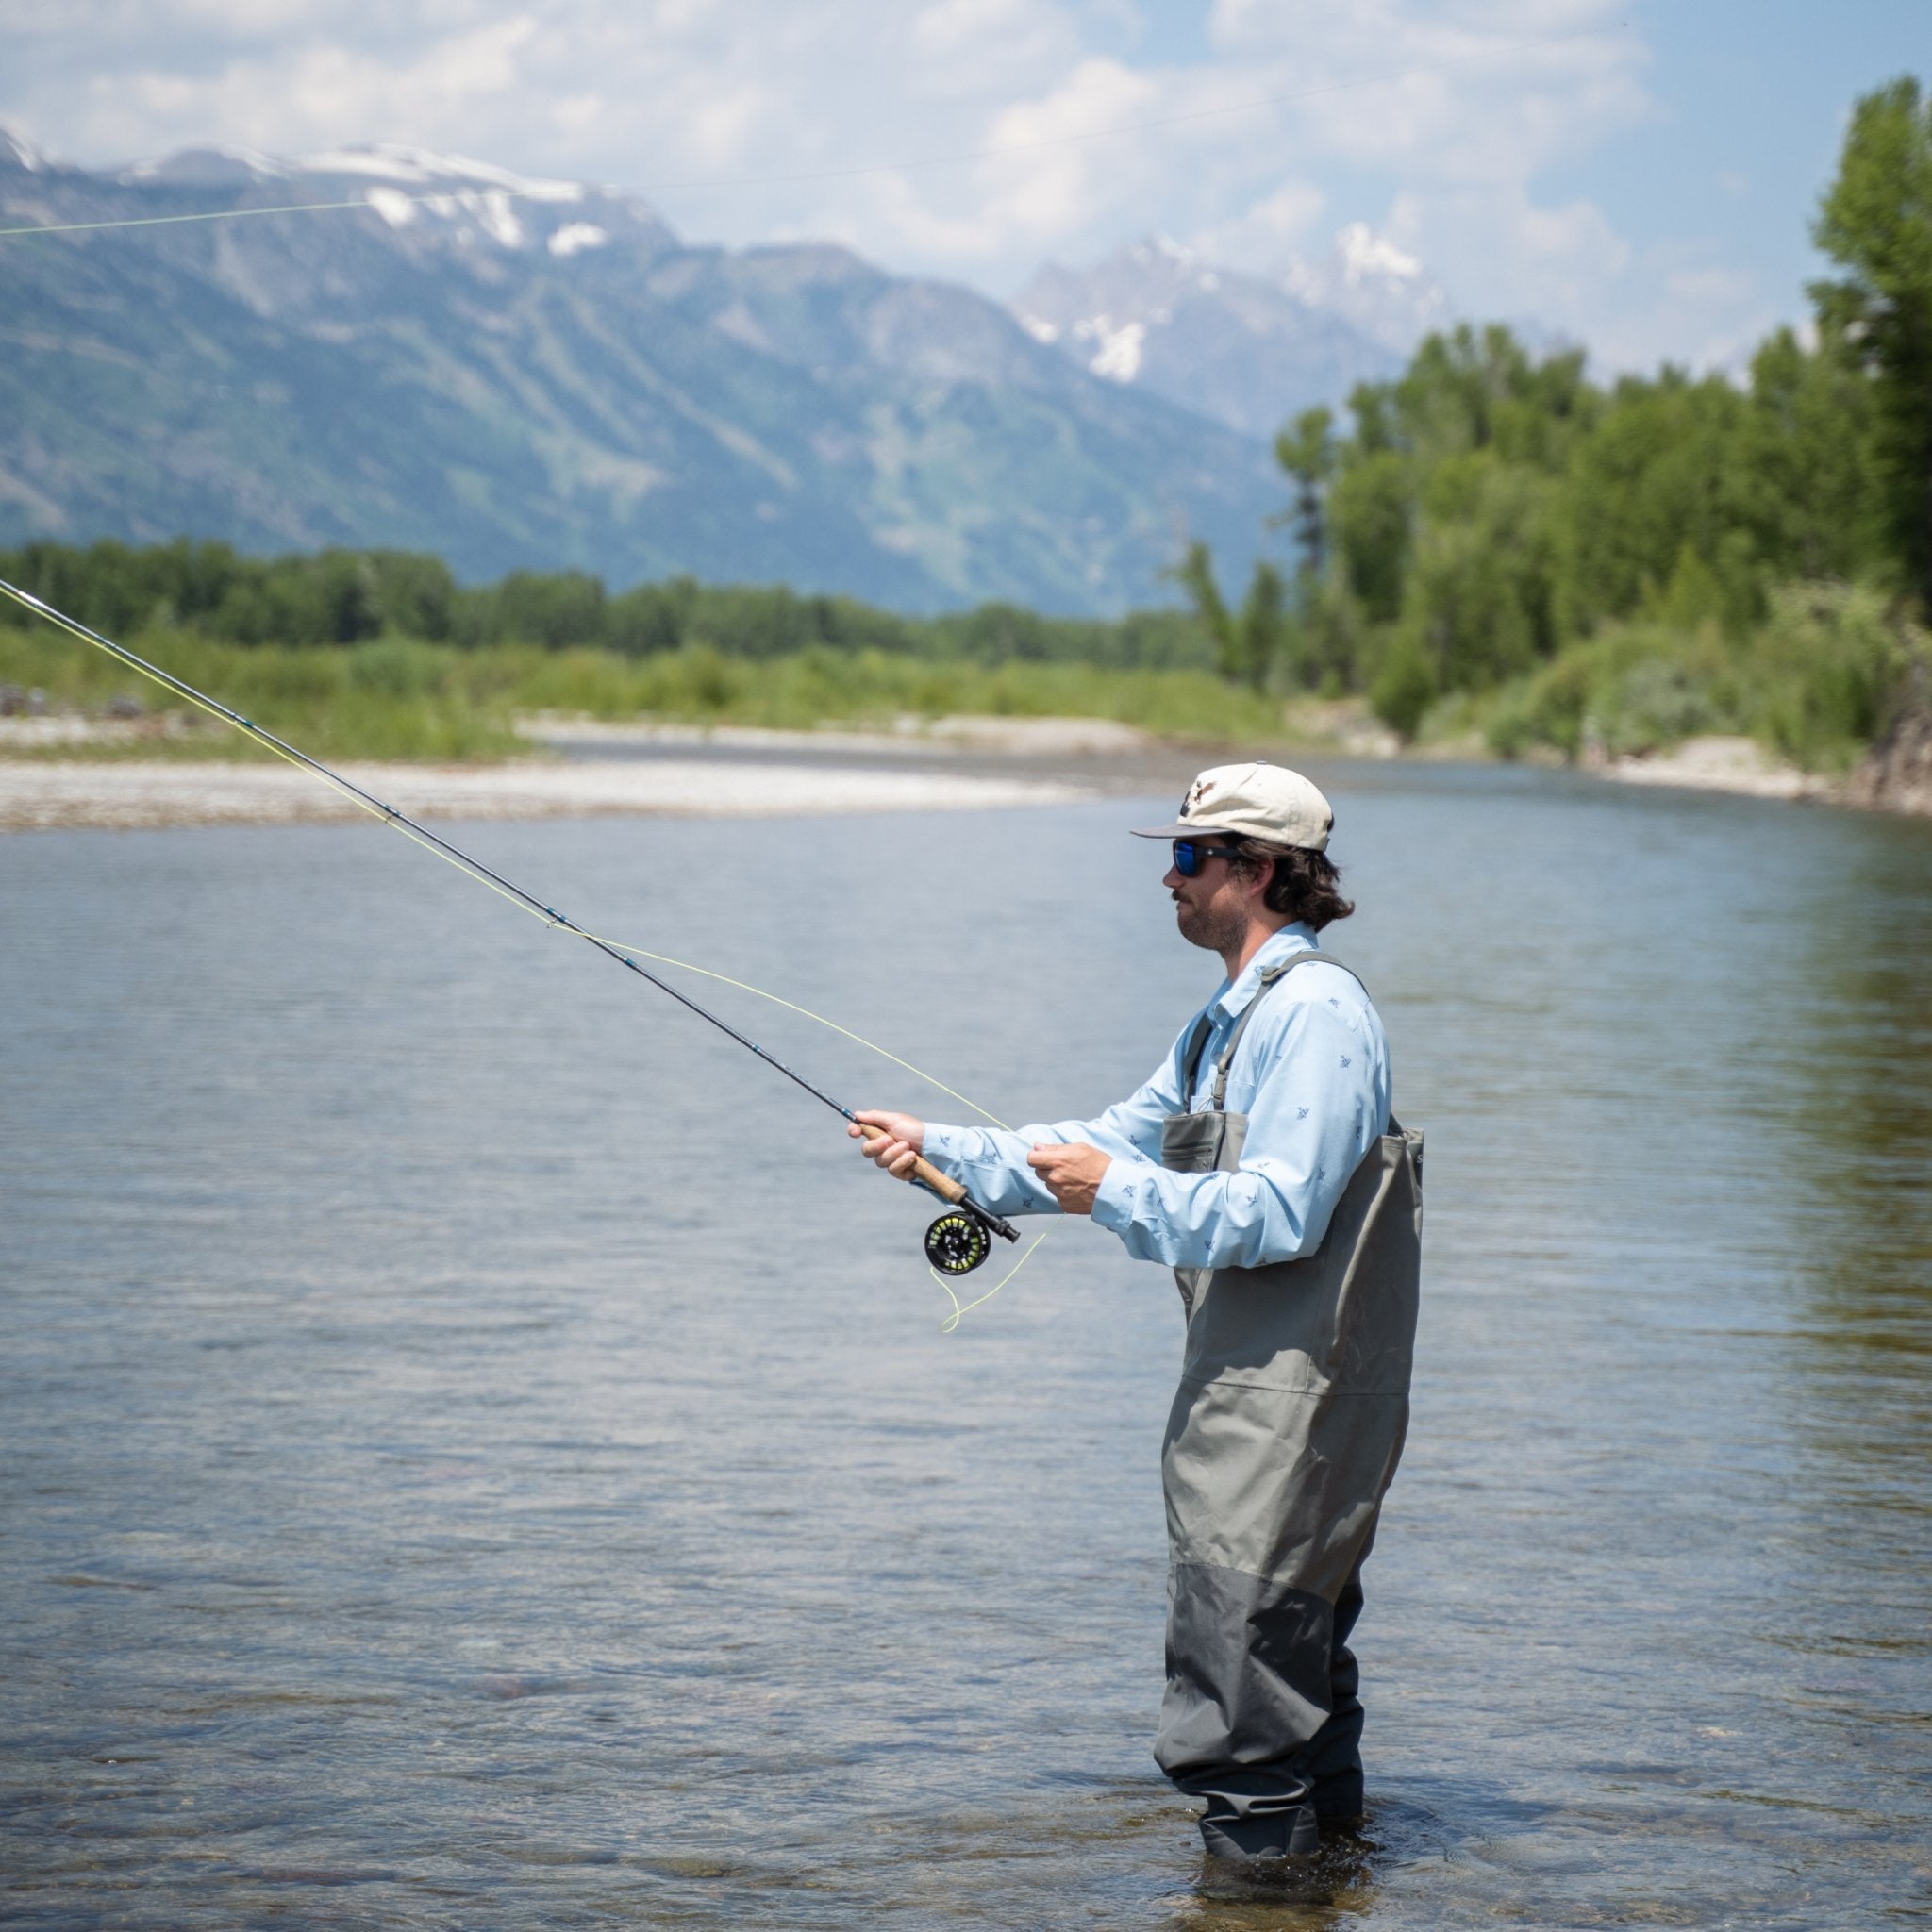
922, 923, 1391, 1272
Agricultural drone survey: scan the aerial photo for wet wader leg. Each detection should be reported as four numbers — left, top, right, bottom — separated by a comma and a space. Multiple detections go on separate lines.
1159, 1557, 1335, 1859
1298, 1559, 1367, 1828
1166, 1557, 1370, 1856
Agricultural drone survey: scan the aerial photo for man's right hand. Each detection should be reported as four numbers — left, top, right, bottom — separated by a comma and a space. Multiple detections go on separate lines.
849, 1108, 926, 1180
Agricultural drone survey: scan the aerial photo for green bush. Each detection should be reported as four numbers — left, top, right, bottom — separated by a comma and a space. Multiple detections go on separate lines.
1477, 588, 1922, 771
1369, 636, 1439, 740
1749, 583, 1915, 768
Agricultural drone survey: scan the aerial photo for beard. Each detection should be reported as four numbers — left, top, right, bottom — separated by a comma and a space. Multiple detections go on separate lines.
1174, 891, 1247, 956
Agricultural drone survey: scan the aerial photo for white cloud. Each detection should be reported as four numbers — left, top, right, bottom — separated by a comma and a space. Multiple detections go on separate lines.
1191, 177, 1326, 263
0, 0, 1779, 373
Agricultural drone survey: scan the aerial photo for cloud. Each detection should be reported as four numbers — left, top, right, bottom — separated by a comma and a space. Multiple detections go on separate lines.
0, 0, 1779, 373
1191, 178, 1327, 263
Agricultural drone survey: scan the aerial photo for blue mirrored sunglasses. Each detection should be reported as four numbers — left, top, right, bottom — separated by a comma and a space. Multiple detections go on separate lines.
1172, 839, 1242, 877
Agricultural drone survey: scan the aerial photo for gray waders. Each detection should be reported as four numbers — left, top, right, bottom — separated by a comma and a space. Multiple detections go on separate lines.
1155, 953, 1423, 1860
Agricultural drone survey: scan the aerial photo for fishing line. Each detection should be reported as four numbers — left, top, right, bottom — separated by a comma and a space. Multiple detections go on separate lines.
933, 1229, 1050, 1335
0, 574, 1035, 1313
0, 28, 1607, 242
567, 931, 1009, 1128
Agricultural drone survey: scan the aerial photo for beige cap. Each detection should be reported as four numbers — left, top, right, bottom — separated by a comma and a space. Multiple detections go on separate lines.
1131, 759, 1335, 852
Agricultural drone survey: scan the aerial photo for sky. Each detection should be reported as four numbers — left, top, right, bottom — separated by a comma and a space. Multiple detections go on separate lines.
2, 0, 1925, 374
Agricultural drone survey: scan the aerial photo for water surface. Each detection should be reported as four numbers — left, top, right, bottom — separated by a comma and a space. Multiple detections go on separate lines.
3, 761, 1928, 1926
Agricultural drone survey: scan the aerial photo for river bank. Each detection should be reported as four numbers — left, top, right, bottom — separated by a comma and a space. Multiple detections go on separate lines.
3, 708, 1928, 831
0, 752, 1090, 832
1590, 723, 1932, 816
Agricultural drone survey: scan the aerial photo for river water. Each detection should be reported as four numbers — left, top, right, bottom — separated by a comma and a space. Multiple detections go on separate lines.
2, 760, 1928, 1929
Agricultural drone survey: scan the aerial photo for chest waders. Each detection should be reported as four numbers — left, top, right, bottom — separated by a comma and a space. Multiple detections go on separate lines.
1155, 953, 1423, 1861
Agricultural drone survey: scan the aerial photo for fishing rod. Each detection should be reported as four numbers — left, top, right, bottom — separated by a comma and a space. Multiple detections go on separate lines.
0, 576, 1021, 1277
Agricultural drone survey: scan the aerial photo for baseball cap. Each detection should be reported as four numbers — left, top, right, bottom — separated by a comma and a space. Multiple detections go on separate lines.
1131, 760, 1335, 852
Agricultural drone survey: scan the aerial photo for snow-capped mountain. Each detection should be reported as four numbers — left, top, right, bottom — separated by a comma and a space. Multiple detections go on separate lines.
103, 142, 680, 304
0, 134, 1278, 614
1280, 222, 1452, 358
1012, 229, 1451, 439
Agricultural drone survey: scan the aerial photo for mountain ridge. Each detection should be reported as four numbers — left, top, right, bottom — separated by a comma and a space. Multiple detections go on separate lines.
0, 135, 1280, 615
1012, 228, 1451, 438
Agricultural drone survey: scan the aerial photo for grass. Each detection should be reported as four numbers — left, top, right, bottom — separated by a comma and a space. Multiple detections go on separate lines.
17, 587, 1908, 774
0, 625, 1294, 761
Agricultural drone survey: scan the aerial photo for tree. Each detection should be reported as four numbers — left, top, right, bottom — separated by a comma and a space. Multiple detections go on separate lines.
1558, 371, 1751, 634
1168, 541, 1288, 691
1331, 451, 1412, 625
1274, 406, 1336, 584
1169, 541, 1239, 682
1811, 75, 1932, 611
1237, 562, 1288, 692
1737, 327, 1884, 584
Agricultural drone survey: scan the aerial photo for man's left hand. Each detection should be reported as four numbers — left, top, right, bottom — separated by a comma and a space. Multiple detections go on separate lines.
1027, 1141, 1112, 1216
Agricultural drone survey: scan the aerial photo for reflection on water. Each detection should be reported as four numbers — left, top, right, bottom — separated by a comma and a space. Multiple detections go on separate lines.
1, 763, 1927, 1928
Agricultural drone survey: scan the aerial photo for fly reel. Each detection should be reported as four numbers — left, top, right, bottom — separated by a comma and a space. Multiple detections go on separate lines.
853, 1118, 1019, 1275
924, 1210, 993, 1276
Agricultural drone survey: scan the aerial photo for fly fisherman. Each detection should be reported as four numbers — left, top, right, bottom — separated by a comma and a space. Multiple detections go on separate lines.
853, 762, 1422, 1875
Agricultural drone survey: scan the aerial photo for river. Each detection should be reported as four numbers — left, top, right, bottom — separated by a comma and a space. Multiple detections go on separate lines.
2, 758, 1927, 1927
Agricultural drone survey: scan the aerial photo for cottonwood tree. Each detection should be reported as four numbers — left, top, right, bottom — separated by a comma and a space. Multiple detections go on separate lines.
1812, 75, 1932, 613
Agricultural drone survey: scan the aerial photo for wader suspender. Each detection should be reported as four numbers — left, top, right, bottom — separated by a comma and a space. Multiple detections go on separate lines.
1179, 952, 1370, 1114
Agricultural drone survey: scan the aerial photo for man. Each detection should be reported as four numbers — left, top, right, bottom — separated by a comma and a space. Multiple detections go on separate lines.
854, 760, 1422, 1875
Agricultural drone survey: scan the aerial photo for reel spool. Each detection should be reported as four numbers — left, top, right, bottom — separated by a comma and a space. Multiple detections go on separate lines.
924, 1210, 992, 1276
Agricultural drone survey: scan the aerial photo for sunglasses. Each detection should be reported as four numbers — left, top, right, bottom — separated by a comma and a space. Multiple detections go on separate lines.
1172, 839, 1243, 877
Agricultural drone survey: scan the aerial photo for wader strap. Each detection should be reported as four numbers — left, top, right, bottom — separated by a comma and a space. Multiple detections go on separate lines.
1180, 1011, 1216, 1099
1208, 950, 1368, 1109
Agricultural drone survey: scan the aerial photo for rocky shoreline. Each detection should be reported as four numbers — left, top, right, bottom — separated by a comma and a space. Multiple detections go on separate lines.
0, 755, 1090, 833
1593, 722, 1932, 818
3, 710, 1928, 833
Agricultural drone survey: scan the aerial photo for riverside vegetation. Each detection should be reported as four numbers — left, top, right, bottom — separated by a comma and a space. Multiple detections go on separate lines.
4, 76, 1928, 783
1171, 75, 1932, 778
0, 564, 1283, 761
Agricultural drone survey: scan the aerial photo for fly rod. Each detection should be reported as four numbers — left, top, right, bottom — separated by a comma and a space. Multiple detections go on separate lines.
0, 575, 1021, 1277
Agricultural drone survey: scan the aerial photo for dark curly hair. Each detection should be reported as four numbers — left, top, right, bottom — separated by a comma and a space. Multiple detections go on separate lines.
1224, 836, 1355, 931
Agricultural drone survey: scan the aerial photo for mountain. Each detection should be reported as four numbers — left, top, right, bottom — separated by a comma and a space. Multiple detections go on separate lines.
0, 135, 1281, 615
1278, 223, 1453, 359
1012, 230, 1450, 440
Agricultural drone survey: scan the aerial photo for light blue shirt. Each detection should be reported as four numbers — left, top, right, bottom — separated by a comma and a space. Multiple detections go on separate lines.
923, 924, 1391, 1271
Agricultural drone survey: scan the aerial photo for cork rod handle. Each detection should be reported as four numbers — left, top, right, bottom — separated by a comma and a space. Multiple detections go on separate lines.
855, 1121, 969, 1207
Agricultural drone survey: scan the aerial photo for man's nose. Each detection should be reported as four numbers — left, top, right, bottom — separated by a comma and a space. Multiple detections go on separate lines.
1163, 864, 1184, 890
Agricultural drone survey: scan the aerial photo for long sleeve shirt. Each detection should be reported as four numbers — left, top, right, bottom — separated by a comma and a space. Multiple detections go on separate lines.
922, 924, 1391, 1272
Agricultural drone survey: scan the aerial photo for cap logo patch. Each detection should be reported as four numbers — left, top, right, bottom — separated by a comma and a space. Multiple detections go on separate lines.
1182, 777, 1212, 818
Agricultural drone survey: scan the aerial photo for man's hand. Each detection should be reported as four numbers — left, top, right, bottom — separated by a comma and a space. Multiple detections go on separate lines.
1027, 1141, 1112, 1216
849, 1108, 926, 1181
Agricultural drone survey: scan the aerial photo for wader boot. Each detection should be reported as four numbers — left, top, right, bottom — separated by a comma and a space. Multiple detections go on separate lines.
1155, 954, 1423, 1865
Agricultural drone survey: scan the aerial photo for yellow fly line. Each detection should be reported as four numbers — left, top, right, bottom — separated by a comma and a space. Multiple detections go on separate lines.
0, 574, 1044, 1324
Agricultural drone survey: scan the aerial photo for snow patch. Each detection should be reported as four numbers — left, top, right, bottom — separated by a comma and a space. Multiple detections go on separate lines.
1018, 313, 1060, 344
1278, 223, 1449, 356
1, 127, 44, 172
123, 144, 288, 187
475, 189, 524, 247
1336, 221, 1421, 285
364, 187, 417, 228
293, 144, 582, 203
547, 221, 608, 257
1080, 317, 1145, 383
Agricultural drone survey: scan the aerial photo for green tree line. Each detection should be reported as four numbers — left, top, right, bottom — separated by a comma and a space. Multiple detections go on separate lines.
0, 540, 1204, 672
1175, 73, 1932, 767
